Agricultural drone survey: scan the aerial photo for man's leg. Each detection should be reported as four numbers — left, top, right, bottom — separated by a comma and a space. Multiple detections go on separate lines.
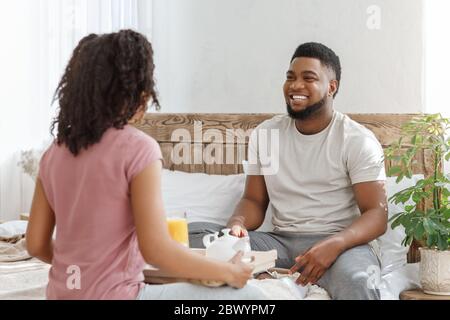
316, 244, 381, 300
188, 222, 224, 248
247, 231, 292, 268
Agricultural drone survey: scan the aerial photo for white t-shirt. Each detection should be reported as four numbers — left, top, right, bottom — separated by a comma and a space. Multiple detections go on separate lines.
246, 110, 386, 234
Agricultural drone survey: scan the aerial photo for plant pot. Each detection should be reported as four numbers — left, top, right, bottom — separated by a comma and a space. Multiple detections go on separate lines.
419, 247, 450, 295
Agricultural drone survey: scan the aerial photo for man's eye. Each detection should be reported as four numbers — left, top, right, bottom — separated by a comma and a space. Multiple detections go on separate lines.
304, 77, 316, 81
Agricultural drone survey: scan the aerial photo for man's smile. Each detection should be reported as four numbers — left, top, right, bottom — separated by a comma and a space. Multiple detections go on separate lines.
290, 94, 308, 100
288, 93, 309, 107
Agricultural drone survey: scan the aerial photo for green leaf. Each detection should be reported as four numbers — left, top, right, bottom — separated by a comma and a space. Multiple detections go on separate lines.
428, 219, 450, 234
426, 234, 437, 247
396, 173, 404, 184
388, 166, 402, 176
446, 152, 450, 162
437, 234, 449, 251
423, 219, 435, 235
401, 157, 408, 167
416, 135, 423, 145
391, 216, 404, 230
443, 208, 450, 220
412, 192, 422, 204
415, 179, 425, 188
402, 235, 414, 247
414, 222, 425, 241
441, 188, 450, 198
388, 211, 404, 223
406, 168, 413, 179
404, 205, 415, 212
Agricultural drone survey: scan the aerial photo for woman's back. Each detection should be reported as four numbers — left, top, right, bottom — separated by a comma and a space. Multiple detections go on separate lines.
40, 125, 161, 299
26, 30, 255, 301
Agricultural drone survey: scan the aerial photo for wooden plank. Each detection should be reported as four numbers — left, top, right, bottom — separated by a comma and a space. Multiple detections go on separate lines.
135, 113, 273, 143
347, 114, 419, 147
160, 143, 173, 170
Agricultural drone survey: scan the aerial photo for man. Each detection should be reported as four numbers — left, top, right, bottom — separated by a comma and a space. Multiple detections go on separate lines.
189, 42, 388, 300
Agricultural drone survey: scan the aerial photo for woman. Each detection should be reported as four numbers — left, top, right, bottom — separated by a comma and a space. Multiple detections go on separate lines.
26, 30, 264, 300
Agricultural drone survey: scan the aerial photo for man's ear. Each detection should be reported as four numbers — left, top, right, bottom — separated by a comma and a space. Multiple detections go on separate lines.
328, 80, 339, 97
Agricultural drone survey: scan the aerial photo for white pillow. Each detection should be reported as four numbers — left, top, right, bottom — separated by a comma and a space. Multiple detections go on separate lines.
0, 220, 28, 239
378, 174, 424, 275
162, 169, 274, 231
162, 169, 244, 226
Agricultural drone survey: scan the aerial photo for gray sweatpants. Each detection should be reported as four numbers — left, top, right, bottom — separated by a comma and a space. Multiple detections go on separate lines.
189, 222, 381, 300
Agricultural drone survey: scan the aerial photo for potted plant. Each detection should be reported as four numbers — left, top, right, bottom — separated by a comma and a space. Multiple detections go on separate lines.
385, 113, 450, 295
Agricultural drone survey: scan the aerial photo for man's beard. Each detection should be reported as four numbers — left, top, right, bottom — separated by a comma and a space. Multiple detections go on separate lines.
287, 95, 327, 120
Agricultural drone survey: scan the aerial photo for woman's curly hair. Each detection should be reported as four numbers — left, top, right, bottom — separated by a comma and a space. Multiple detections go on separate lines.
51, 29, 160, 156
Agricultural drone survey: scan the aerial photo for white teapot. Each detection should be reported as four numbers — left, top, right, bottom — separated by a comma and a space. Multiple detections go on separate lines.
202, 228, 251, 262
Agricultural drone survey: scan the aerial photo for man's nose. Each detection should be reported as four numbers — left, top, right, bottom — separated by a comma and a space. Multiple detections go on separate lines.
289, 80, 305, 90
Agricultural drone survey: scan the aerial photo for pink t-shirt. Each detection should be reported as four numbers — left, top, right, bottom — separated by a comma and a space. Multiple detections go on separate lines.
39, 125, 162, 300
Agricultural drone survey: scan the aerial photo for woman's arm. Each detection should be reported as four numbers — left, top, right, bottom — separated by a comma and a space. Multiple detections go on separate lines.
131, 160, 252, 288
25, 178, 55, 264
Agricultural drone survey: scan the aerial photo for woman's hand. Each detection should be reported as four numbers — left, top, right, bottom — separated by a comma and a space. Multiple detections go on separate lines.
224, 251, 253, 288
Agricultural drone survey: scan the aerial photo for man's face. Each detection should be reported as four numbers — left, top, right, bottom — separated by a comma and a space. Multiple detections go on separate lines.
283, 57, 337, 119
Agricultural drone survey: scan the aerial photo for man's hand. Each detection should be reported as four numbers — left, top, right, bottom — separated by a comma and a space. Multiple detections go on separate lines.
230, 224, 249, 238
289, 237, 345, 286
226, 175, 269, 238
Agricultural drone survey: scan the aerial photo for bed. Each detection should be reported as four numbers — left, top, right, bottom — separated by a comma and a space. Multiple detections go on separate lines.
135, 112, 436, 264
0, 113, 430, 299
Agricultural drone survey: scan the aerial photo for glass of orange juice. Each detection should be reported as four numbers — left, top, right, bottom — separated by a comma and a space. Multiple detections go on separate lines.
167, 212, 189, 247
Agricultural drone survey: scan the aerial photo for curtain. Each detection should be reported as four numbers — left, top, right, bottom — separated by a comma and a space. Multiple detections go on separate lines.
0, 0, 153, 221
424, 0, 450, 174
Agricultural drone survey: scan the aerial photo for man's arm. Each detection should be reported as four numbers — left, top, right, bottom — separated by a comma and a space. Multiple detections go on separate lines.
227, 175, 270, 237
290, 180, 388, 285
334, 180, 388, 250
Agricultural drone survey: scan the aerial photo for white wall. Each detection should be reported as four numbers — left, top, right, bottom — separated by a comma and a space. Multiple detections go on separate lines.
152, 0, 424, 114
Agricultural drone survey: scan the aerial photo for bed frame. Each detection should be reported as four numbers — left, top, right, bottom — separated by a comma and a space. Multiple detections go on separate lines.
135, 113, 437, 263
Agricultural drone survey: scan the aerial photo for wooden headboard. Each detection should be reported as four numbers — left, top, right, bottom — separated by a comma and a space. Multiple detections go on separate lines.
135, 113, 434, 263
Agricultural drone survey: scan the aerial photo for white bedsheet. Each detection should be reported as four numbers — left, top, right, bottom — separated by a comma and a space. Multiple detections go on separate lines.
0, 258, 50, 300
0, 257, 419, 300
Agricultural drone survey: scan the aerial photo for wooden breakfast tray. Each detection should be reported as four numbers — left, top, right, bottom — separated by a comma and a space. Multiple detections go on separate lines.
143, 248, 277, 287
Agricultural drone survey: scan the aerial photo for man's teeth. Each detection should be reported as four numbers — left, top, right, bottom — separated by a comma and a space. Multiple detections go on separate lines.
292, 95, 307, 100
